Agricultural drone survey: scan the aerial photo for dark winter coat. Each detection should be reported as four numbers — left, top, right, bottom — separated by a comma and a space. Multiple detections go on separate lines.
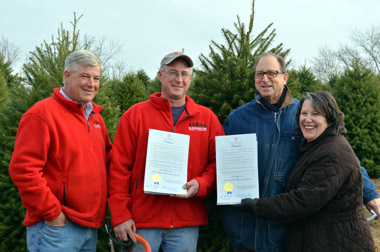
252, 128, 375, 252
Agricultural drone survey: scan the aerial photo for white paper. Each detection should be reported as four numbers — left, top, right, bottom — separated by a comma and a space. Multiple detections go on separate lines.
215, 134, 259, 205
144, 129, 189, 195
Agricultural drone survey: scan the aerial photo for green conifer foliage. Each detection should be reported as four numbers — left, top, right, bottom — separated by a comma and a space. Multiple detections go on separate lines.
112, 73, 148, 114
332, 60, 380, 177
0, 55, 18, 89
190, 0, 290, 124
22, 16, 83, 104
93, 86, 121, 142
94, 71, 149, 141
287, 65, 329, 100
147, 76, 162, 95
0, 70, 7, 110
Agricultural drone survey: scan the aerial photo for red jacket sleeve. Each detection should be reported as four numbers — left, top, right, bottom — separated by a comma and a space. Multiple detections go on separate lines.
9, 113, 62, 221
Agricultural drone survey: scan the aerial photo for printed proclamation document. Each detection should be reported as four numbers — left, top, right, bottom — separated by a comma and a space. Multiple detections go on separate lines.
144, 129, 189, 195
215, 134, 259, 205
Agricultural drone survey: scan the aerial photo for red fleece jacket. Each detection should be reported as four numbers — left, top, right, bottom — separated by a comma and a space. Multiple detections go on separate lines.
9, 88, 112, 228
108, 93, 225, 228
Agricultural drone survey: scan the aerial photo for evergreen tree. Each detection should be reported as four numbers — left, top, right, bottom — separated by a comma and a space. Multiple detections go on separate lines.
147, 76, 162, 95
0, 38, 20, 89
22, 15, 85, 105
93, 85, 121, 142
332, 60, 380, 177
190, 0, 290, 124
102, 72, 148, 114
287, 65, 329, 100
0, 54, 21, 109
0, 70, 7, 110
114, 72, 149, 114
136, 69, 151, 89
0, 56, 18, 89
94, 71, 149, 141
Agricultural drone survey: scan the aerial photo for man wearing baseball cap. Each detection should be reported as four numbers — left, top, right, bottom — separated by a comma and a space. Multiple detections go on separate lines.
108, 51, 225, 251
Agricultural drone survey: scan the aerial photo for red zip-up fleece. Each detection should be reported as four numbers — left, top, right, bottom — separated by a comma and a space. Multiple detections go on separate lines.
9, 88, 112, 228
108, 92, 225, 228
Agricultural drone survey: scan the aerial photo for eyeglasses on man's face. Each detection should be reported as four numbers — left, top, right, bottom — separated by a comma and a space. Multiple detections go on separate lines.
162, 70, 192, 80
254, 70, 285, 79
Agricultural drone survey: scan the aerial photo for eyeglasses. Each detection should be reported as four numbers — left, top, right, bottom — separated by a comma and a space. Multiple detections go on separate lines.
254, 70, 285, 79
162, 70, 192, 80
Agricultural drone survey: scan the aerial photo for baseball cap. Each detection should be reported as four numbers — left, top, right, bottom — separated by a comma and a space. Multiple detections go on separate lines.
160, 52, 193, 69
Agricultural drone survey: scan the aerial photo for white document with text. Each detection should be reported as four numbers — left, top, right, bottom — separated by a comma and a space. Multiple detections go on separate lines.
215, 134, 259, 205
144, 129, 189, 195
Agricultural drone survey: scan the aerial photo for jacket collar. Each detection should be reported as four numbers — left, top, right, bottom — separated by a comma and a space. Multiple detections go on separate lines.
299, 127, 336, 153
150, 92, 199, 116
256, 87, 294, 110
281, 87, 294, 108
52, 87, 103, 114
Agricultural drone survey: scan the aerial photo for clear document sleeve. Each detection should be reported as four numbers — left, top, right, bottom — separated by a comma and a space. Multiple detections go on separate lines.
144, 129, 189, 195
216, 134, 259, 205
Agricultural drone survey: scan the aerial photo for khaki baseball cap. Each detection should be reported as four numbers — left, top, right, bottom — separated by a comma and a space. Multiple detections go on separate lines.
160, 52, 193, 68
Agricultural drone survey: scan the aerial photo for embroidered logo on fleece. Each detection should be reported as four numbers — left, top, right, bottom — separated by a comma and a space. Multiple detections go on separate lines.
188, 122, 207, 132
93, 120, 102, 129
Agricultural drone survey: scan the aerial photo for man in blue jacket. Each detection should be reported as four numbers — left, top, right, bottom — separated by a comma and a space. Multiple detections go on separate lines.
222, 52, 380, 252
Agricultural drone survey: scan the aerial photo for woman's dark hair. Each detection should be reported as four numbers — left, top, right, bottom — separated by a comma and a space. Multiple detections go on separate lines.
296, 91, 347, 135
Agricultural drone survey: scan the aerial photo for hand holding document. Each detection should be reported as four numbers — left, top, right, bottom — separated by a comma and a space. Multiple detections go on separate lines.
215, 134, 259, 205
144, 129, 190, 195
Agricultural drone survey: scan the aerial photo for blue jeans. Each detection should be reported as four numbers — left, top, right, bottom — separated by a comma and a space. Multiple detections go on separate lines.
122, 226, 199, 252
26, 219, 98, 252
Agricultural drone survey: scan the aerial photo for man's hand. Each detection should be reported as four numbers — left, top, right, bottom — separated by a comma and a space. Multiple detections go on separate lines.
45, 211, 67, 226
172, 179, 200, 199
114, 219, 137, 243
366, 198, 380, 220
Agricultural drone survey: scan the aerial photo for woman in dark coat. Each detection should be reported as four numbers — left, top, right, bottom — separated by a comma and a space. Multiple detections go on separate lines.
241, 91, 375, 252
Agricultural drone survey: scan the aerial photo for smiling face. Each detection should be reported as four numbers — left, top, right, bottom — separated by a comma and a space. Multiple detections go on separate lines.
63, 64, 101, 103
254, 55, 289, 104
158, 59, 192, 107
299, 100, 329, 142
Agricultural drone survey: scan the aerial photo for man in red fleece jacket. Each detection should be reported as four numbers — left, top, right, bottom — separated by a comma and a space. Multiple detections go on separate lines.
108, 52, 225, 252
9, 50, 112, 252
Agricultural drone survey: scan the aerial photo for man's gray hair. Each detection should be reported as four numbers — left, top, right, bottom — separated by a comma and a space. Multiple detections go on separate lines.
63, 50, 102, 83
253, 52, 287, 72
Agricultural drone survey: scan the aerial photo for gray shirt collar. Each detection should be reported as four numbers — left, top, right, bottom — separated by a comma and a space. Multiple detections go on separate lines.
60, 88, 93, 121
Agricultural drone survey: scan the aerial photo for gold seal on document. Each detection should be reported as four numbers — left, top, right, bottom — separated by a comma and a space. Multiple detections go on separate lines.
224, 182, 233, 192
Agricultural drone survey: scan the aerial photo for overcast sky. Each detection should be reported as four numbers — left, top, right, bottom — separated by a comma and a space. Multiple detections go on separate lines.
1, 0, 380, 79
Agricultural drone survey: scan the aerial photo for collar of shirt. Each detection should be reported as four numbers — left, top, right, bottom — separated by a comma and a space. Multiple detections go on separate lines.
59, 88, 93, 122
